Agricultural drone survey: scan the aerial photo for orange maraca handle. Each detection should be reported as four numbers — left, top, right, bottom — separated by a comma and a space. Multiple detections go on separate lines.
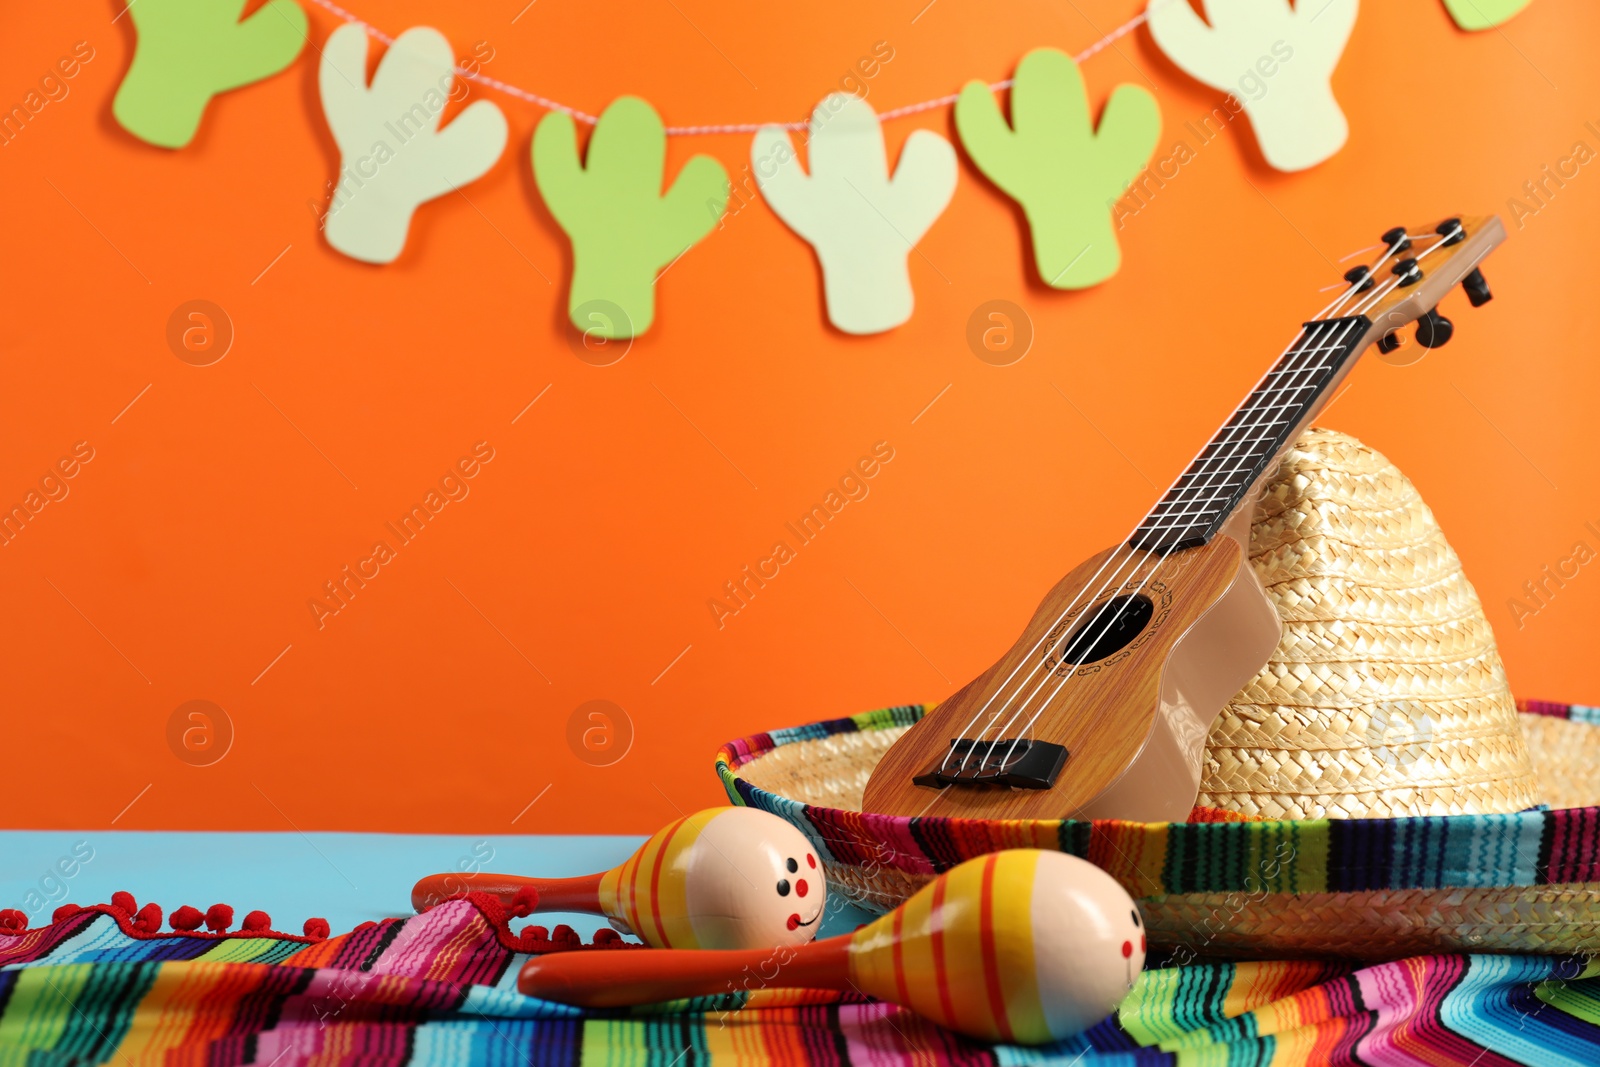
518, 936, 852, 1007
411, 871, 603, 914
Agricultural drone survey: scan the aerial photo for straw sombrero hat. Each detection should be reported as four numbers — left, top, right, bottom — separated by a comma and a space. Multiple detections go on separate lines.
715, 428, 1598, 959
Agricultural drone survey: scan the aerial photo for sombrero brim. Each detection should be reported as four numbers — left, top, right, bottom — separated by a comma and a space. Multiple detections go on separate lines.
716, 702, 1600, 960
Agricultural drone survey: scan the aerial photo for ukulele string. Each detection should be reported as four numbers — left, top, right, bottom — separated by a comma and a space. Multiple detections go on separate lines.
942, 225, 1448, 777
992, 229, 1457, 770
979, 317, 1357, 769
988, 278, 1413, 759
965, 237, 1423, 772
943, 313, 1357, 775
942, 308, 1361, 775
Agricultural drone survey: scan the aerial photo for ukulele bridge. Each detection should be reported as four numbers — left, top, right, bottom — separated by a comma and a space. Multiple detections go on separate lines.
912, 738, 1069, 790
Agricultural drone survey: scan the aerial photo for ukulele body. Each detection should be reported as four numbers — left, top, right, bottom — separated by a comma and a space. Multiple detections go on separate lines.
861, 513, 1281, 823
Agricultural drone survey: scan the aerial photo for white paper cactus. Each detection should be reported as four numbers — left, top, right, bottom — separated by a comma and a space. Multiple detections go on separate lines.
1147, 0, 1359, 172
753, 94, 958, 335
320, 24, 509, 264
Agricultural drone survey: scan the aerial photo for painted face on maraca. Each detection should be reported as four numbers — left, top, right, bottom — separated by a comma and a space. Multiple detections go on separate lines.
597, 807, 829, 950
682, 808, 827, 949
1030, 852, 1146, 1038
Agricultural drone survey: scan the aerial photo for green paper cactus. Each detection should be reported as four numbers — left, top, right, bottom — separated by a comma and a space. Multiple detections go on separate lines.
955, 48, 1159, 290
534, 97, 729, 340
113, 0, 308, 149
1443, 0, 1532, 31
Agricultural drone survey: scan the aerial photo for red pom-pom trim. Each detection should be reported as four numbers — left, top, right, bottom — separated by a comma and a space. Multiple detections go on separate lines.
509, 885, 539, 918
34, 887, 637, 954
0, 909, 26, 933
132, 903, 163, 934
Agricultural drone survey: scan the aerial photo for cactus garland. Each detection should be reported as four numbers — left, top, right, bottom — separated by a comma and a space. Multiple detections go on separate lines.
1147, 0, 1358, 173
534, 98, 729, 340
955, 49, 1160, 290
319, 25, 509, 264
754, 95, 958, 335
1442, 0, 1532, 30
97, 0, 1540, 338
113, 0, 307, 149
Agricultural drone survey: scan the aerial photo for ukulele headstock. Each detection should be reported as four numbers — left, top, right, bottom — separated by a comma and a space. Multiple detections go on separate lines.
1336, 215, 1504, 356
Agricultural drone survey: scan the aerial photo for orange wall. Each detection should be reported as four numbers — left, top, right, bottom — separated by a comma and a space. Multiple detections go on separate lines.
1, 1, 1595, 834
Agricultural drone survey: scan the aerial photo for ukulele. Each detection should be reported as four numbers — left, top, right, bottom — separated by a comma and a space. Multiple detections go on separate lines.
862, 215, 1505, 823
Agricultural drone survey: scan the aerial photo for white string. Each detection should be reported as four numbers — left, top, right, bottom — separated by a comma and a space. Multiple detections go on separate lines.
977, 316, 1356, 771
990, 225, 1463, 775
945, 222, 1466, 776
940, 256, 1395, 776
300, 0, 1163, 136
952, 229, 1438, 776
980, 279, 1406, 758
944, 316, 1350, 775
937, 235, 1423, 779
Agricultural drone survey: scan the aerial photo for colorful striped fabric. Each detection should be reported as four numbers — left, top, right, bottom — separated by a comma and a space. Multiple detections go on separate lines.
5, 894, 1600, 1064
716, 704, 1600, 899
1519, 698, 1600, 724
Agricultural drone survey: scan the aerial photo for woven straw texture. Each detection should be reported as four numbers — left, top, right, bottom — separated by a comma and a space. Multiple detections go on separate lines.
1521, 701, 1600, 811
1199, 428, 1541, 819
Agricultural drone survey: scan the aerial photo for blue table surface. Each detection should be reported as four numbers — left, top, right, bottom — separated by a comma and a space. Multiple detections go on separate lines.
0, 831, 872, 942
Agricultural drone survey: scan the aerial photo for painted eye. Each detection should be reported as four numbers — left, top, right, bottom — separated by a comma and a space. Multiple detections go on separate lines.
786, 858, 798, 873
1131, 909, 1141, 927
777, 880, 791, 896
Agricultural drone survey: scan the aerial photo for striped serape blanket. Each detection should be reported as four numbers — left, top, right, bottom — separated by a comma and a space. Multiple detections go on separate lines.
3, 894, 1600, 1065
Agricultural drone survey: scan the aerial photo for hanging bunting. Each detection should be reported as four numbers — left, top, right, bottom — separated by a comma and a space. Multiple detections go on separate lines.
319, 25, 509, 264
113, 0, 308, 149
1442, 0, 1532, 31
96, 0, 1542, 338
955, 48, 1160, 290
533, 98, 729, 340
753, 94, 958, 335
1147, 0, 1358, 173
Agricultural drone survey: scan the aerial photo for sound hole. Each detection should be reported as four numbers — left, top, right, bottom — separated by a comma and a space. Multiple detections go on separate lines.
1054, 594, 1154, 666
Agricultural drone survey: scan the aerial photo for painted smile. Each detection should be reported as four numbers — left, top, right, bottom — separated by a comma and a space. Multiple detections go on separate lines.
786, 907, 823, 930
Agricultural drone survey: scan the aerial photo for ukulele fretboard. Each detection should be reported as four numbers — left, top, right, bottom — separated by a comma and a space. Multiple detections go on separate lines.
1130, 315, 1371, 554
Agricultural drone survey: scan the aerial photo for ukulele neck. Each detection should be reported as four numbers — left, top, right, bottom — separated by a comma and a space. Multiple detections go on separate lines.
1128, 314, 1372, 554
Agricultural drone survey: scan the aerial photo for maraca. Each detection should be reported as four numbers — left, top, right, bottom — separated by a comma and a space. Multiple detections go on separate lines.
412, 806, 827, 950
518, 849, 1144, 1045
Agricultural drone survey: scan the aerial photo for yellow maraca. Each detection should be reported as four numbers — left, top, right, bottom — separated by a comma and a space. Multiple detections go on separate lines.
517, 849, 1144, 1044
413, 806, 827, 950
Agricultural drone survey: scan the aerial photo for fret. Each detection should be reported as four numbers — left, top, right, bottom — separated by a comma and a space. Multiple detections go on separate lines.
1130, 315, 1371, 554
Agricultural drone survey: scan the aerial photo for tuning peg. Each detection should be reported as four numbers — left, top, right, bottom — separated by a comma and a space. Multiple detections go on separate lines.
1391, 258, 1422, 287
1462, 267, 1493, 307
1415, 307, 1454, 348
1377, 331, 1406, 354
1343, 266, 1375, 293
1381, 226, 1412, 255
1434, 218, 1467, 246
